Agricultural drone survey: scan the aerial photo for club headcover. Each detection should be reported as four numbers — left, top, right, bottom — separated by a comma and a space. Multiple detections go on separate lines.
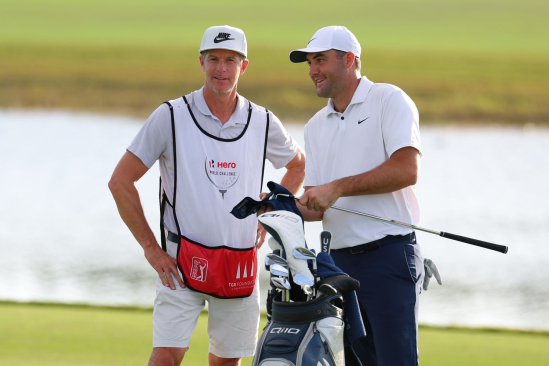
230, 181, 303, 222
259, 210, 314, 283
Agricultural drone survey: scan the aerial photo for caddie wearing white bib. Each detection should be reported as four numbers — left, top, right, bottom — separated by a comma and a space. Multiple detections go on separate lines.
290, 26, 440, 366
109, 25, 305, 366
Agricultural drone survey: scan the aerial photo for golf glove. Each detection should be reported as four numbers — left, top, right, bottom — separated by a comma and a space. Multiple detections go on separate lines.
423, 258, 442, 291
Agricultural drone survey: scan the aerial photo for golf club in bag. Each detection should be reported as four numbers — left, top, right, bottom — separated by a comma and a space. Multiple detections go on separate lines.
252, 211, 361, 366
231, 182, 365, 365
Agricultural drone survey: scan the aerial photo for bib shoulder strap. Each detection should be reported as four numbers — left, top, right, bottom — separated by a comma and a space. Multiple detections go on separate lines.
158, 101, 182, 251
260, 109, 270, 192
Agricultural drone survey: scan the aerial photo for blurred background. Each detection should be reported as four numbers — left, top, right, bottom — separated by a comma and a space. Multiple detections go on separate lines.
1, 0, 549, 363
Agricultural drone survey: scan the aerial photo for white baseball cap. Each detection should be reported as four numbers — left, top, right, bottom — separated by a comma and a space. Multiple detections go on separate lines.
289, 26, 361, 63
199, 25, 247, 59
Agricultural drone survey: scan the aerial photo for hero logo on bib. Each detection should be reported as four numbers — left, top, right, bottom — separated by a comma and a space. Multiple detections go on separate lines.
205, 157, 240, 199
190, 257, 208, 282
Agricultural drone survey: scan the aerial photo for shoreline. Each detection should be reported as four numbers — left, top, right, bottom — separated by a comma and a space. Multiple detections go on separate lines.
1, 107, 548, 129
3, 300, 548, 335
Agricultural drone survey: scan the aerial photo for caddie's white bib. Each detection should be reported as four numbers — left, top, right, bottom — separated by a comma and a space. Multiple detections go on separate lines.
161, 93, 270, 249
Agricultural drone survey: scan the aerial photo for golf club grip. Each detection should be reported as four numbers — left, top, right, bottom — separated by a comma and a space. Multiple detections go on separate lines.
440, 232, 508, 254
320, 231, 332, 253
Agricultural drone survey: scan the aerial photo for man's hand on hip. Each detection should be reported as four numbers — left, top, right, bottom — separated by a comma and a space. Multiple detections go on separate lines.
299, 183, 340, 212
423, 258, 442, 291
144, 245, 185, 290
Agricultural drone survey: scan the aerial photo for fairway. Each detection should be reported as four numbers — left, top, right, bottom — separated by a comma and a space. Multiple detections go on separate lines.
1, 302, 548, 366
1, 0, 548, 123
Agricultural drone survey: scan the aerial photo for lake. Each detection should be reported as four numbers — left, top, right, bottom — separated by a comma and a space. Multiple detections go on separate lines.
1, 109, 548, 331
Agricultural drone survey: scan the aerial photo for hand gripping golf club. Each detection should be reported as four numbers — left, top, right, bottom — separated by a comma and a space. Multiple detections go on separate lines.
274, 194, 508, 254
320, 231, 332, 254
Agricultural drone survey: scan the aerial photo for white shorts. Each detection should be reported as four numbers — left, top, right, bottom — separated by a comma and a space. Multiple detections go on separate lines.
152, 240, 260, 358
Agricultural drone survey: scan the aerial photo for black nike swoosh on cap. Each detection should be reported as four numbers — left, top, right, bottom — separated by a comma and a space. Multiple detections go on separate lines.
307, 38, 316, 45
358, 117, 370, 124
213, 37, 235, 43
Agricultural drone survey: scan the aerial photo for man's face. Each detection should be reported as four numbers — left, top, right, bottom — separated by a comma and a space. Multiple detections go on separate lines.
306, 50, 348, 99
200, 50, 248, 95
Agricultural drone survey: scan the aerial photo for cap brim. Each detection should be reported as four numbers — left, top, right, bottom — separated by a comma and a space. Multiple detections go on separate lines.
199, 46, 247, 59
289, 47, 332, 63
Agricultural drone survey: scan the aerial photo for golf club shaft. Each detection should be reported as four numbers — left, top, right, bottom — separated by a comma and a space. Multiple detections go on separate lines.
330, 205, 508, 254
278, 194, 508, 254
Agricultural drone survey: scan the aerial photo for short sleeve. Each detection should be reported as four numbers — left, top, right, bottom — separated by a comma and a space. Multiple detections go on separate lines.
265, 112, 300, 169
127, 104, 172, 168
303, 123, 318, 187
381, 89, 422, 157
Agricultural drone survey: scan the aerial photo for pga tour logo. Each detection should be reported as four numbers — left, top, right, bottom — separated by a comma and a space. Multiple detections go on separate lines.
190, 257, 208, 282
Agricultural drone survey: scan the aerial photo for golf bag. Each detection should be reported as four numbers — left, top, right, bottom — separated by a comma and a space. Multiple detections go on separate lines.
252, 292, 345, 366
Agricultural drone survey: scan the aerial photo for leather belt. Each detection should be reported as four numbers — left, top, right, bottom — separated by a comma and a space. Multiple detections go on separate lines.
334, 233, 415, 255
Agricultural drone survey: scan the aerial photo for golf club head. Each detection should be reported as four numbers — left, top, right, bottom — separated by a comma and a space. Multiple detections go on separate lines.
293, 247, 316, 261
266, 253, 288, 267
270, 263, 289, 278
318, 283, 339, 296
302, 285, 313, 297
271, 277, 291, 290
293, 273, 314, 287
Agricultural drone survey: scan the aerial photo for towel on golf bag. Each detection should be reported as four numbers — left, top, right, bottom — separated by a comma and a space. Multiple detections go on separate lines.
316, 252, 367, 358
230, 181, 303, 222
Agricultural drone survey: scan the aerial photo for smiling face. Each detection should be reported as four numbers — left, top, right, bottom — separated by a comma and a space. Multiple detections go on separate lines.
306, 50, 350, 99
200, 50, 248, 95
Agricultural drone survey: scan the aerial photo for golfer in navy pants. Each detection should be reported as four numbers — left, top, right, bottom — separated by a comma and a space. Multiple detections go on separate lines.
290, 26, 436, 365
331, 233, 424, 365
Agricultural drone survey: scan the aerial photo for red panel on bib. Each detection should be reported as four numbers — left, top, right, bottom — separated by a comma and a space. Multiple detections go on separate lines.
177, 236, 257, 298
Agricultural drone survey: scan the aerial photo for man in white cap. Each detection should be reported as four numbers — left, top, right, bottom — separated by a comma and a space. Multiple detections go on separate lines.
109, 25, 305, 366
290, 26, 440, 365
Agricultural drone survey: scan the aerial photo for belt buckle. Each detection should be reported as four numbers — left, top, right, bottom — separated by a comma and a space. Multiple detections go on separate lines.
350, 246, 365, 255
350, 240, 380, 255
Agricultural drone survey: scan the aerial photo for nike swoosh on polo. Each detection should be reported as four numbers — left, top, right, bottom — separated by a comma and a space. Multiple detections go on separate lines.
358, 117, 370, 124
214, 36, 235, 43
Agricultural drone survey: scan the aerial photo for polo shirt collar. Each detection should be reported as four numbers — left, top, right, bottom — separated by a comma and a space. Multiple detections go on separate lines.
325, 76, 374, 117
194, 87, 249, 125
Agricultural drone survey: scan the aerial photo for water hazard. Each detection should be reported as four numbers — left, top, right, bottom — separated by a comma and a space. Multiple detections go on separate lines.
1, 110, 548, 330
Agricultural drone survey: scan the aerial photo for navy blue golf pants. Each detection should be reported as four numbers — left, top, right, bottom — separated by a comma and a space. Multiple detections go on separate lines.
331, 233, 424, 366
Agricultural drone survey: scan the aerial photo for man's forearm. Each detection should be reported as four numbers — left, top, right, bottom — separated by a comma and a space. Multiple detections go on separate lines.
299, 147, 420, 212
280, 149, 306, 195
332, 147, 419, 197
109, 179, 158, 251
280, 167, 305, 195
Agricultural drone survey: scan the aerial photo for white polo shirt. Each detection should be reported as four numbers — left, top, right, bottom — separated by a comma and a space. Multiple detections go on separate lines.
304, 76, 421, 249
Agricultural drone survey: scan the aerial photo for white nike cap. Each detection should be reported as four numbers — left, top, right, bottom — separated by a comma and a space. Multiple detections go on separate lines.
199, 25, 247, 59
289, 26, 361, 63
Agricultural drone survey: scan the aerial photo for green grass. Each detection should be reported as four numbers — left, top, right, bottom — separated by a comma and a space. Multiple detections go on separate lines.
1, 0, 548, 123
1, 302, 549, 365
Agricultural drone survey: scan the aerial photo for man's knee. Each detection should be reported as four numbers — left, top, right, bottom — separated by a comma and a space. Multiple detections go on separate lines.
148, 347, 188, 366
209, 352, 241, 366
